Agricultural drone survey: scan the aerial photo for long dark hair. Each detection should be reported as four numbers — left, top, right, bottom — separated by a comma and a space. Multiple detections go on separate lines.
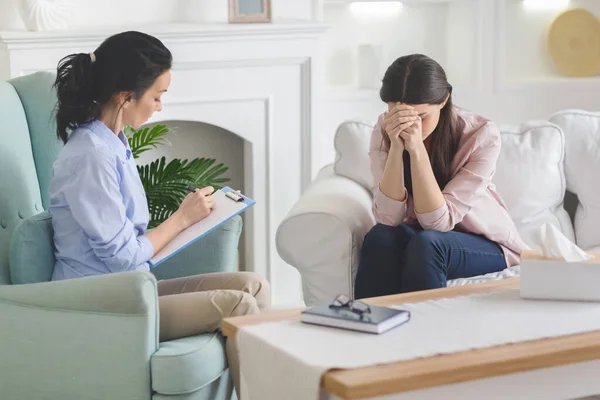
53, 31, 173, 144
380, 54, 460, 192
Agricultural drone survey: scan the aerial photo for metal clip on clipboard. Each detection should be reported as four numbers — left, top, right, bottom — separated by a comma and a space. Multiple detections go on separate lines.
225, 190, 244, 202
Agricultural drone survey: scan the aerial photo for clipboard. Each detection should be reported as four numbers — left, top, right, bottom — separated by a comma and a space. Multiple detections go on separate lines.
148, 186, 255, 268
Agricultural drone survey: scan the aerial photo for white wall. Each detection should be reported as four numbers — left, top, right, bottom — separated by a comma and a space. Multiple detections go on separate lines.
318, 0, 600, 171
505, 0, 600, 80
323, 2, 449, 90
0, 0, 315, 30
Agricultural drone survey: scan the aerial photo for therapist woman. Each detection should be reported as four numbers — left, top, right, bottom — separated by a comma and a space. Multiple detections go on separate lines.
49, 30, 269, 394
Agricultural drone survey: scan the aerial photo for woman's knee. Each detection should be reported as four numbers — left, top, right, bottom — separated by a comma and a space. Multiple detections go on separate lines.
405, 231, 445, 272
404, 230, 447, 273
406, 230, 446, 254
363, 224, 397, 250
230, 291, 260, 317
238, 272, 271, 312
362, 223, 415, 252
239, 271, 269, 290
400, 231, 449, 291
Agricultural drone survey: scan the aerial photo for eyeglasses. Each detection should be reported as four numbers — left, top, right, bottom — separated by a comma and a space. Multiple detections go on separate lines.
329, 294, 371, 316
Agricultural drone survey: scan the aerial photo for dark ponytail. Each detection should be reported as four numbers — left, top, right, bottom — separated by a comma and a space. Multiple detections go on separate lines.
380, 53, 460, 192
53, 31, 173, 144
54, 53, 99, 144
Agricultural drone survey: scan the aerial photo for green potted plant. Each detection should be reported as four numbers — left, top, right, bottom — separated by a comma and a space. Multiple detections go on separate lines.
125, 124, 230, 228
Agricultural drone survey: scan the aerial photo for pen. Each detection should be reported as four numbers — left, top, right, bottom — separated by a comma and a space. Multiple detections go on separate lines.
183, 185, 196, 193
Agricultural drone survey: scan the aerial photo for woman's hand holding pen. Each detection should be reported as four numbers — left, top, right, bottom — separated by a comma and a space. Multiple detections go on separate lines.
144, 185, 214, 256
177, 186, 215, 229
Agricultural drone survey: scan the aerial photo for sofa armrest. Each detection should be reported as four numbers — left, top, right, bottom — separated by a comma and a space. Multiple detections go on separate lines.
276, 165, 375, 306
0, 271, 159, 400
151, 215, 243, 280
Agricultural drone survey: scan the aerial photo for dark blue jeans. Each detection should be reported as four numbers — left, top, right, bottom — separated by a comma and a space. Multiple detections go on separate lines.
354, 224, 506, 299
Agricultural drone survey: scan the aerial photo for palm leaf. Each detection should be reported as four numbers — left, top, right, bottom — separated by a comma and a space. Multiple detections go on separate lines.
184, 158, 214, 177
130, 124, 232, 226
150, 203, 177, 229
138, 155, 231, 226
127, 124, 171, 159
186, 159, 230, 189
123, 125, 137, 137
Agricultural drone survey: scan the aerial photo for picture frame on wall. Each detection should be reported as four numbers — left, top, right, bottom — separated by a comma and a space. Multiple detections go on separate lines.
229, 0, 272, 23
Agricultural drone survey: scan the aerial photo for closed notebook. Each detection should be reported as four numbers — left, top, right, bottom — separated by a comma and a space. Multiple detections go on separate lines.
301, 304, 410, 334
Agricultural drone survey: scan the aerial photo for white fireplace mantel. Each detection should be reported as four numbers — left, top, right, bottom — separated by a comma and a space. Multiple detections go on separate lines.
0, 21, 328, 307
0, 21, 327, 48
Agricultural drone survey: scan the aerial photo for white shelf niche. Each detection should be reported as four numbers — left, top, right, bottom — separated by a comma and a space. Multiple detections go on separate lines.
503, 0, 600, 86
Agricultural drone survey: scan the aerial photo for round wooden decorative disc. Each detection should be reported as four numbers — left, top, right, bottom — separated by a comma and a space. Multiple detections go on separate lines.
548, 8, 600, 77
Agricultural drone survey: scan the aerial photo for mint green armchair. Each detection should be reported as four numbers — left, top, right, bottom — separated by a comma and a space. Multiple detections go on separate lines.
0, 72, 241, 400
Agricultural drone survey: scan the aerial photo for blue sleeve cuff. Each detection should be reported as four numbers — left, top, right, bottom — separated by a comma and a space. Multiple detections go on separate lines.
137, 235, 155, 265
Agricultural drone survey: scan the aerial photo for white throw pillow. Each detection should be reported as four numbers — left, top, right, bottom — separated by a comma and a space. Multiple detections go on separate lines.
333, 120, 374, 191
493, 121, 574, 247
550, 110, 600, 250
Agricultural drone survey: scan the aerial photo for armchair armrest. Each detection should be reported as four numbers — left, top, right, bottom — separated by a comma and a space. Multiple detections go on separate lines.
276, 165, 375, 306
0, 271, 158, 400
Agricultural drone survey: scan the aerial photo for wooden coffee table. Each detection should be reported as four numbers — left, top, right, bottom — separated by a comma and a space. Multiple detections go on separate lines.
222, 278, 600, 399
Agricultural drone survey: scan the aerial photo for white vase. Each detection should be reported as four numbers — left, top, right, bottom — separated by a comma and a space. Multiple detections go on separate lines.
17, 0, 72, 31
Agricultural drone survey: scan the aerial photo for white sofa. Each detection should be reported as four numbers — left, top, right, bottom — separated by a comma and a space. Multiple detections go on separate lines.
276, 109, 600, 306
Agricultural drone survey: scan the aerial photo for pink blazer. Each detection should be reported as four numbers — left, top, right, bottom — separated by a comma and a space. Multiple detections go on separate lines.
369, 107, 529, 267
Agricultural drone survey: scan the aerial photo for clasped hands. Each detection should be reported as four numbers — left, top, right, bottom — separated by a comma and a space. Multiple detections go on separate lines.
384, 103, 425, 155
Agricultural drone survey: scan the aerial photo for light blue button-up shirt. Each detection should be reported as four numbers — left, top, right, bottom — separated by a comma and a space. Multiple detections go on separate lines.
49, 120, 154, 280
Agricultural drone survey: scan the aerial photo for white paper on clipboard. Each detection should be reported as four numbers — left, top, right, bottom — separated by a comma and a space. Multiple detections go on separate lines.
148, 187, 254, 267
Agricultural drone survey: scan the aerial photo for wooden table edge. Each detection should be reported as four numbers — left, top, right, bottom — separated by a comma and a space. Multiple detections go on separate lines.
222, 278, 600, 399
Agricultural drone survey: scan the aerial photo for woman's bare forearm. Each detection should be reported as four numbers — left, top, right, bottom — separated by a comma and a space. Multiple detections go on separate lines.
379, 145, 407, 201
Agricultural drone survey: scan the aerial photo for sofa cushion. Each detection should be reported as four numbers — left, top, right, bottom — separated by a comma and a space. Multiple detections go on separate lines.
9, 210, 55, 284
333, 119, 374, 191
151, 332, 228, 395
153, 372, 233, 400
448, 265, 521, 287
549, 110, 600, 251
493, 121, 574, 247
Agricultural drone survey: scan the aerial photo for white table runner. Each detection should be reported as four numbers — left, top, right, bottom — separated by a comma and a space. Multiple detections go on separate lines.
237, 289, 600, 400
